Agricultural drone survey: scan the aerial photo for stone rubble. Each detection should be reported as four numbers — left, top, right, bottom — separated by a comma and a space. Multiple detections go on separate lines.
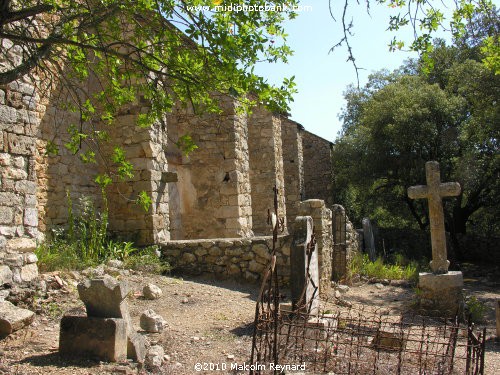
143, 283, 162, 300
145, 345, 164, 371
140, 309, 167, 333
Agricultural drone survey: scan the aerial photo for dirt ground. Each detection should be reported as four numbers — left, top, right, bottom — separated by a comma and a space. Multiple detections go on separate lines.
0, 266, 498, 374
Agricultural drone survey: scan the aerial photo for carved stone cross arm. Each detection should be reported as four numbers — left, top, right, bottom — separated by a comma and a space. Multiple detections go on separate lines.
408, 182, 461, 200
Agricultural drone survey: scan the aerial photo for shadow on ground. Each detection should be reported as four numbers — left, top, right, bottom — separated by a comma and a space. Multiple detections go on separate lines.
17, 352, 100, 368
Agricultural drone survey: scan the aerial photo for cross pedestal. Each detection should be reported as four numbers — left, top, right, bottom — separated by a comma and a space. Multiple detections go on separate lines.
408, 161, 464, 317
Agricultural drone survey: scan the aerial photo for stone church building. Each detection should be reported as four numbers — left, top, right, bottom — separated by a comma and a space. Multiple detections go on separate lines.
1, 47, 342, 286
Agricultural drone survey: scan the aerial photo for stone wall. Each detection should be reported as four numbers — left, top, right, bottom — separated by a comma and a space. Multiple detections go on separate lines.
281, 117, 304, 233
0, 39, 42, 283
36, 104, 102, 234
248, 106, 286, 235
161, 235, 291, 283
302, 131, 333, 206
165, 98, 253, 240
298, 199, 332, 296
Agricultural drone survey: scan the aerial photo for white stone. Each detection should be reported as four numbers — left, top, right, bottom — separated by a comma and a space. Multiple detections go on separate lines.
3, 253, 23, 267
140, 309, 166, 333
24, 253, 38, 264
106, 259, 124, 269
0, 266, 13, 285
23, 208, 38, 227
145, 345, 164, 370
143, 283, 162, 300
20, 263, 38, 282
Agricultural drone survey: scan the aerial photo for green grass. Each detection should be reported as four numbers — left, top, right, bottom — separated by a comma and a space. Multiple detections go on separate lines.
35, 191, 169, 274
348, 253, 419, 283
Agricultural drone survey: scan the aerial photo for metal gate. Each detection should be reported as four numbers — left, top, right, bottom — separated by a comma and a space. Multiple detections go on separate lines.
332, 205, 348, 281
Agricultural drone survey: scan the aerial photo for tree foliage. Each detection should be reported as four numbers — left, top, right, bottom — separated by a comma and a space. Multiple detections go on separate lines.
330, 0, 499, 83
1, 0, 297, 199
333, 13, 499, 241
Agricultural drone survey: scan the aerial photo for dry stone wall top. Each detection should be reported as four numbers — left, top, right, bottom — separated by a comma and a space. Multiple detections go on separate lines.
162, 235, 291, 283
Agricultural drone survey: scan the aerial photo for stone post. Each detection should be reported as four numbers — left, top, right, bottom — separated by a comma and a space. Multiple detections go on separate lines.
298, 199, 332, 296
290, 216, 319, 316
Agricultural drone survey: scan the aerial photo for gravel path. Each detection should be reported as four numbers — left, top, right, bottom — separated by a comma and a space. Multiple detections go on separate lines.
0, 269, 498, 374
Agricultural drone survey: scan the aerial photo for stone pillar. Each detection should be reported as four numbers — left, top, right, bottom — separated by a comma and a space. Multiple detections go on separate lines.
298, 199, 332, 296
281, 117, 304, 232
290, 216, 319, 316
105, 112, 170, 245
302, 131, 333, 206
165, 98, 253, 239
0, 52, 42, 285
248, 106, 286, 235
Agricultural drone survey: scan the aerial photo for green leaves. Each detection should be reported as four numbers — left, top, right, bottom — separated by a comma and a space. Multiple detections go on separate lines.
112, 147, 134, 180
136, 190, 152, 212
335, 30, 499, 237
175, 134, 198, 156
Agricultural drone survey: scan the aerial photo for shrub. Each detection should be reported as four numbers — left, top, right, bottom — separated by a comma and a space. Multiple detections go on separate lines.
36, 191, 170, 273
465, 296, 487, 324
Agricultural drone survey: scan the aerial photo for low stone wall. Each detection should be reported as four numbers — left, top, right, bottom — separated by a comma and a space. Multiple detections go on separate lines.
161, 235, 292, 283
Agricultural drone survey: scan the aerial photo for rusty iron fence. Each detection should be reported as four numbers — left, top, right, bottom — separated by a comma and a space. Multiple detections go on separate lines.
250, 190, 486, 375
251, 303, 486, 374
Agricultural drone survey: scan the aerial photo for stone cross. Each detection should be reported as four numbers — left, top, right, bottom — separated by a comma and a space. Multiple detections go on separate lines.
408, 161, 461, 274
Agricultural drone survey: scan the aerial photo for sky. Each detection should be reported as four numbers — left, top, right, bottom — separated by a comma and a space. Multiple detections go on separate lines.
254, 1, 423, 141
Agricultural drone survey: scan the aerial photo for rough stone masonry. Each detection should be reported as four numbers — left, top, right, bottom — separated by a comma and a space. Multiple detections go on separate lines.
0, 38, 340, 284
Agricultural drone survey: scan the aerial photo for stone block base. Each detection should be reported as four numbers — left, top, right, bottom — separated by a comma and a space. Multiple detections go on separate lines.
417, 271, 464, 318
59, 316, 127, 362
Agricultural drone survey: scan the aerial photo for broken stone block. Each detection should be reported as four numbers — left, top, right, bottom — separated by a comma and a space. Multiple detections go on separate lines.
140, 309, 166, 333
127, 331, 147, 363
0, 300, 35, 336
0, 265, 13, 286
59, 316, 127, 362
145, 345, 164, 371
143, 283, 162, 300
77, 275, 130, 318
76, 276, 146, 363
